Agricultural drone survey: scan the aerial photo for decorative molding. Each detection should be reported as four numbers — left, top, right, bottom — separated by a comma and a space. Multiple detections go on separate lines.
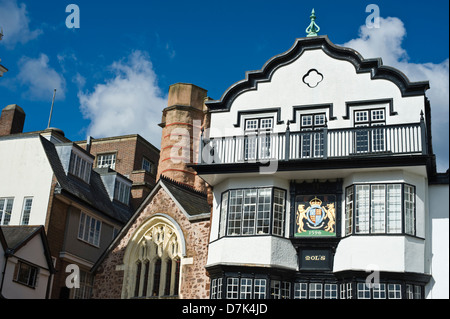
343, 98, 396, 119
206, 36, 429, 112
233, 107, 284, 128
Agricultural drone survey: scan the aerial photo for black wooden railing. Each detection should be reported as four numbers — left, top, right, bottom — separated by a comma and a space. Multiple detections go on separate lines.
198, 120, 428, 165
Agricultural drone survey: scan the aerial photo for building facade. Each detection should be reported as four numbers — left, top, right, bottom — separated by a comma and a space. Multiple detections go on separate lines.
0, 225, 55, 299
76, 134, 160, 210
193, 34, 448, 299
91, 83, 212, 299
0, 106, 135, 299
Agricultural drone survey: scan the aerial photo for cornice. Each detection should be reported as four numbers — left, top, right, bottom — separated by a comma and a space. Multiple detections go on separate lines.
206, 35, 429, 112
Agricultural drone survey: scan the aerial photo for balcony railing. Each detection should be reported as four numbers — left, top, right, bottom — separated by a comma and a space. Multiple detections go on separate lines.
198, 121, 427, 165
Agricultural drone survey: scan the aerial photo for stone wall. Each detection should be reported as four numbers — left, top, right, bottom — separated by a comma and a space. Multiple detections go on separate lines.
92, 185, 210, 299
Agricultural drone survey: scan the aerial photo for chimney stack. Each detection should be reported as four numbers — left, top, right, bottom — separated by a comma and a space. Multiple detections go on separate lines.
0, 104, 26, 136
157, 83, 210, 192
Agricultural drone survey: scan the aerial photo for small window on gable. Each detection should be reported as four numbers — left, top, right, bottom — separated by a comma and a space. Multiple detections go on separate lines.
244, 118, 273, 132
69, 152, 92, 183
114, 180, 131, 205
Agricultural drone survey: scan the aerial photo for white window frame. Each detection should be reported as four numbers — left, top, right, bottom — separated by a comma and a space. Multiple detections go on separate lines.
69, 152, 92, 183
0, 197, 14, 225
78, 212, 102, 247
97, 153, 116, 170
346, 183, 416, 236
221, 187, 286, 237
20, 197, 33, 225
114, 180, 131, 205
15, 261, 38, 288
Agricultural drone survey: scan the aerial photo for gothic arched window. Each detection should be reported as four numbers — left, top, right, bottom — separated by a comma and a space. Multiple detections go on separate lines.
122, 215, 184, 299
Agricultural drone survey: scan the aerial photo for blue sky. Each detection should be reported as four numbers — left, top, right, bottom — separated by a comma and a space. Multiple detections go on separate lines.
0, 0, 448, 171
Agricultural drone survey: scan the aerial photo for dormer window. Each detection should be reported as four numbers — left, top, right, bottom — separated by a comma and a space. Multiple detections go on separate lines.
97, 153, 116, 170
114, 180, 131, 205
69, 152, 92, 183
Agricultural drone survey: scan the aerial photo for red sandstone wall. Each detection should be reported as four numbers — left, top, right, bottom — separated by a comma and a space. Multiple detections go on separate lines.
92, 187, 210, 299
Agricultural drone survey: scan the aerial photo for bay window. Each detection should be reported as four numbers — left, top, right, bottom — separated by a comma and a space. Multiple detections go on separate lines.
345, 183, 416, 236
219, 187, 286, 237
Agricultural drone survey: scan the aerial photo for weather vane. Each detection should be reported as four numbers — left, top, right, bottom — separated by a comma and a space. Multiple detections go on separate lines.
306, 9, 320, 37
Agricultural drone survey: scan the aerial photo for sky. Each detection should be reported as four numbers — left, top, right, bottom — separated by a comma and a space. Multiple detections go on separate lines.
0, 0, 448, 171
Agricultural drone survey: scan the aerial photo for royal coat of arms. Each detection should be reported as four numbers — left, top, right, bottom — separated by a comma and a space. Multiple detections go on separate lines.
295, 196, 336, 237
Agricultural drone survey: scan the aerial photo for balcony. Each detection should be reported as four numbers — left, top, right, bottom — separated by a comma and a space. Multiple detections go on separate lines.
196, 120, 429, 171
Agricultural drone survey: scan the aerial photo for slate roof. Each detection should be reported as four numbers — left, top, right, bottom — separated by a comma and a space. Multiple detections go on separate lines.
39, 135, 133, 224
91, 176, 211, 273
159, 175, 211, 217
0, 225, 55, 273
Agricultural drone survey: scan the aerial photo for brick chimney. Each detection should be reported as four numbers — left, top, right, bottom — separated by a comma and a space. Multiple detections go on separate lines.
0, 104, 26, 136
157, 83, 210, 192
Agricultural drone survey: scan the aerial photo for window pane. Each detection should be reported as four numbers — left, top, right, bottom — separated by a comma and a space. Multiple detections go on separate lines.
242, 189, 257, 235
227, 278, 239, 299
345, 187, 354, 235
245, 119, 258, 131
219, 192, 228, 238
294, 282, 308, 299
309, 283, 322, 299
240, 278, 253, 299
0, 198, 14, 226
371, 185, 386, 233
355, 111, 369, 122
256, 188, 271, 234
260, 118, 273, 130
324, 283, 338, 299
272, 189, 285, 236
254, 279, 266, 299
388, 284, 402, 299
387, 184, 402, 233
373, 283, 386, 299
302, 115, 312, 127
271, 280, 281, 299
404, 185, 415, 235
357, 283, 371, 299
21, 198, 33, 225
355, 185, 370, 233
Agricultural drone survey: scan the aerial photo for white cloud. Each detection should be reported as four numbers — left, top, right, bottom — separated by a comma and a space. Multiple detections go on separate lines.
17, 54, 66, 100
0, 0, 42, 49
342, 17, 449, 172
78, 51, 168, 148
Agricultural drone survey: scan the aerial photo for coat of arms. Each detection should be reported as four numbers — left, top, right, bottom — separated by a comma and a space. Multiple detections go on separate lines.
296, 196, 336, 237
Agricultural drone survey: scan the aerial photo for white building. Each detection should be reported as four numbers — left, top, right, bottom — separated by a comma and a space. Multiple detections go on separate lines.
0, 105, 134, 298
0, 225, 55, 299
193, 24, 449, 299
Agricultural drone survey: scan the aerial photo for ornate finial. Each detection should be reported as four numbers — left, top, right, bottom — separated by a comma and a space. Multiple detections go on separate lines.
306, 9, 320, 37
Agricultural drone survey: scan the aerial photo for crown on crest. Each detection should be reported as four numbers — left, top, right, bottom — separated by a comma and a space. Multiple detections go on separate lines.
309, 197, 322, 206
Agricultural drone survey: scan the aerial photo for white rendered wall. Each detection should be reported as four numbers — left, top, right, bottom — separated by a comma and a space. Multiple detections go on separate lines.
0, 135, 54, 226
207, 176, 296, 269
209, 48, 425, 139
426, 183, 449, 299
1, 234, 51, 299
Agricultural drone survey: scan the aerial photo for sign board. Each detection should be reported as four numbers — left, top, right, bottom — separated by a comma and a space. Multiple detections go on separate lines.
299, 249, 332, 271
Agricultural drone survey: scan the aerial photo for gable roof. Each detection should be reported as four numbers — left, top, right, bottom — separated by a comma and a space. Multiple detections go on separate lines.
206, 35, 430, 112
0, 225, 55, 274
91, 176, 211, 273
39, 135, 133, 224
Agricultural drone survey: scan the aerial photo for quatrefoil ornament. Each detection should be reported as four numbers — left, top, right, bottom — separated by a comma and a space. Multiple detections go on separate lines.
302, 69, 323, 88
